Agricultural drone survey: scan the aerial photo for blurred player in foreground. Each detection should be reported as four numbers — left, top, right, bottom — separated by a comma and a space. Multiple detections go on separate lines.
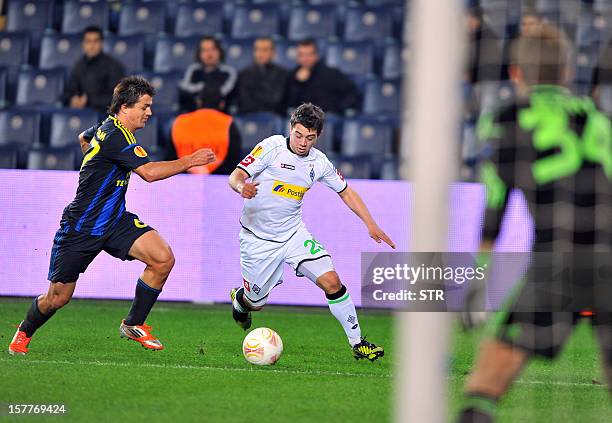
228, 103, 395, 361
458, 24, 612, 422
9, 76, 215, 355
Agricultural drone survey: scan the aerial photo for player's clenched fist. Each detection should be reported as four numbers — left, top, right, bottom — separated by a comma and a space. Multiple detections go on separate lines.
189, 148, 216, 167
238, 182, 259, 199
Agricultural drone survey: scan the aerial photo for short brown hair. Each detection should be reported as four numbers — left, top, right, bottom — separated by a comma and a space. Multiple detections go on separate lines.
290, 103, 325, 135
108, 76, 155, 115
511, 23, 570, 85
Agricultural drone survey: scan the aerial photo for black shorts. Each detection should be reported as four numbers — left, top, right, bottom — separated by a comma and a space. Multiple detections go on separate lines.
47, 212, 155, 282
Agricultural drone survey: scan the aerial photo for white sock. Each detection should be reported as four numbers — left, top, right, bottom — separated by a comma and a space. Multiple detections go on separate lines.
327, 287, 362, 347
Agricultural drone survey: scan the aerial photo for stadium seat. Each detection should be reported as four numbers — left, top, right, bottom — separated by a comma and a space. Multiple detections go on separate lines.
326, 41, 374, 77
103, 34, 145, 74
379, 157, 399, 180
224, 39, 255, 72
38, 33, 82, 72
231, 3, 280, 39
174, 1, 224, 37
234, 112, 284, 150
27, 147, 77, 170
363, 78, 401, 117
473, 81, 515, 115
329, 154, 373, 179
574, 44, 600, 91
597, 84, 612, 115
0, 67, 7, 108
153, 36, 199, 74
61, 0, 109, 35
0, 32, 30, 70
135, 115, 159, 152
49, 109, 99, 148
0, 145, 19, 169
118, 0, 167, 36
343, 5, 393, 41
380, 40, 403, 80
6, 0, 53, 32
287, 4, 338, 41
0, 109, 41, 153
141, 71, 181, 113
340, 117, 394, 168
16, 68, 64, 106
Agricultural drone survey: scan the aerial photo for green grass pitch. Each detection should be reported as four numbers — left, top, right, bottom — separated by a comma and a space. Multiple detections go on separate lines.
0, 298, 609, 422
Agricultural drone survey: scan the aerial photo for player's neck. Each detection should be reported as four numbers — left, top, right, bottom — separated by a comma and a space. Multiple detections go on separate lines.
113, 114, 135, 133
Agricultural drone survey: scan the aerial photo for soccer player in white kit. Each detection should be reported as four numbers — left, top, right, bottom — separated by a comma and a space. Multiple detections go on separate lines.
228, 103, 396, 361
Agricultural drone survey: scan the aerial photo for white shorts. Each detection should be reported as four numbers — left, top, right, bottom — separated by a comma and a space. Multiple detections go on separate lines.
239, 223, 334, 305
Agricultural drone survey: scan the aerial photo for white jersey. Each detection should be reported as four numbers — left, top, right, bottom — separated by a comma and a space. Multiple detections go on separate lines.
237, 135, 347, 242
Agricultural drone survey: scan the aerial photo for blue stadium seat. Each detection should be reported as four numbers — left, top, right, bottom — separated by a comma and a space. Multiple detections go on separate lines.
153, 36, 199, 74
61, 0, 109, 34
380, 40, 402, 80
118, 0, 167, 36
344, 5, 393, 41
27, 147, 77, 170
0, 32, 30, 69
0, 67, 7, 108
0, 145, 19, 168
49, 109, 99, 148
574, 44, 600, 91
473, 81, 515, 115
39, 33, 82, 72
224, 38, 255, 72
379, 157, 399, 180
315, 113, 340, 153
363, 78, 400, 117
234, 112, 284, 150
174, 1, 224, 37
340, 117, 394, 168
104, 34, 145, 74
0, 109, 41, 150
231, 3, 280, 39
287, 4, 338, 41
326, 41, 374, 77
132, 115, 159, 152
598, 85, 612, 115
6, 0, 53, 32
141, 71, 181, 113
329, 155, 373, 179
16, 68, 64, 106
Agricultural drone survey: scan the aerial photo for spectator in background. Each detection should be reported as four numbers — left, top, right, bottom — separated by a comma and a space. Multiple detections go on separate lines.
171, 87, 242, 175
61, 26, 124, 114
284, 39, 360, 114
465, 6, 507, 83
237, 37, 288, 115
179, 36, 237, 113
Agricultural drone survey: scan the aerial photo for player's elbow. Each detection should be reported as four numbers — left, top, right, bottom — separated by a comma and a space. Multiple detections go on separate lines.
138, 167, 156, 183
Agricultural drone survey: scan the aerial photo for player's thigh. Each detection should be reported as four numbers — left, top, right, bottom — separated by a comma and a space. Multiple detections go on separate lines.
104, 213, 168, 265
240, 229, 284, 304
48, 222, 101, 283
285, 226, 334, 283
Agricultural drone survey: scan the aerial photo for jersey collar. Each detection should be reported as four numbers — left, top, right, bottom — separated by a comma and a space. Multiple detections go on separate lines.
285, 137, 316, 160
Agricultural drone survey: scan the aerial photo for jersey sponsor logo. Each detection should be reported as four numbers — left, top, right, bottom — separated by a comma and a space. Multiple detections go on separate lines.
309, 168, 315, 181
272, 181, 307, 200
134, 146, 148, 158
133, 219, 148, 228
240, 155, 255, 167
96, 128, 106, 141
281, 163, 295, 170
336, 168, 345, 182
251, 145, 264, 158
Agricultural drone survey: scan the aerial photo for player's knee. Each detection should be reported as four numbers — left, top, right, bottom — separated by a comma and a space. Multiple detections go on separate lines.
317, 272, 342, 294
49, 293, 71, 311
152, 247, 175, 277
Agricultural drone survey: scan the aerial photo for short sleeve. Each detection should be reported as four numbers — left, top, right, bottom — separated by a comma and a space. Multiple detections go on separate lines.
236, 138, 276, 177
104, 131, 151, 170
82, 121, 104, 141
318, 155, 348, 193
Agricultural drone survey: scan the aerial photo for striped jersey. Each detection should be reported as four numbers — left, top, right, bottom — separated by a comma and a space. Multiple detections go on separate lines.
480, 85, 612, 251
62, 115, 150, 236
237, 135, 347, 242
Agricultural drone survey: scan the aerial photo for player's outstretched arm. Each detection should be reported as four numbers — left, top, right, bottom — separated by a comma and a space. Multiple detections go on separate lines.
134, 148, 216, 183
339, 186, 396, 249
228, 168, 259, 199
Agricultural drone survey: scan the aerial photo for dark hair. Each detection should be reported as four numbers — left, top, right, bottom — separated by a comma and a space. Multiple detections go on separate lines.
108, 76, 155, 115
297, 38, 318, 53
511, 23, 569, 85
290, 103, 325, 136
255, 37, 275, 49
82, 25, 103, 41
197, 35, 224, 63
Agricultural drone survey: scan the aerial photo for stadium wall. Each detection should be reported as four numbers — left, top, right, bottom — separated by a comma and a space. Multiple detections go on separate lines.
0, 170, 531, 306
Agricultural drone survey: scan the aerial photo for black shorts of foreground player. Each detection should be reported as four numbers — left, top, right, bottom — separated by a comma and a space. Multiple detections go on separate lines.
228, 103, 396, 361
8, 76, 216, 355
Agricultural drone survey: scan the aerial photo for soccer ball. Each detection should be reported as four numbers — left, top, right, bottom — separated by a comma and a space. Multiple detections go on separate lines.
242, 327, 283, 366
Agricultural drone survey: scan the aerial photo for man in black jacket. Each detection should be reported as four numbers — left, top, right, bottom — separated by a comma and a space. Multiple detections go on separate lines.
237, 37, 288, 115
285, 39, 360, 114
61, 26, 125, 114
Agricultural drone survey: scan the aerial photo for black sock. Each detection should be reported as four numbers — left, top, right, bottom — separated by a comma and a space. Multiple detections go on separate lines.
20, 297, 56, 337
457, 393, 497, 423
124, 279, 161, 326
325, 284, 347, 300
235, 287, 249, 312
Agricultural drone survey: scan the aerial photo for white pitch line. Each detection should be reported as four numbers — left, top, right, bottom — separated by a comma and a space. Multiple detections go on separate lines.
1, 358, 607, 389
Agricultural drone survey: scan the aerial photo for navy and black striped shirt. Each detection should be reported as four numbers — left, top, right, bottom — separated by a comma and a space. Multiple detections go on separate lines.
62, 115, 150, 236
